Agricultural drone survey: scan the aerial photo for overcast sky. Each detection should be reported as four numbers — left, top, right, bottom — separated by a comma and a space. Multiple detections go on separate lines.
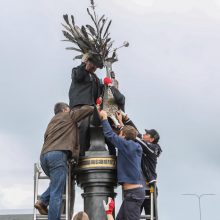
0, 0, 220, 219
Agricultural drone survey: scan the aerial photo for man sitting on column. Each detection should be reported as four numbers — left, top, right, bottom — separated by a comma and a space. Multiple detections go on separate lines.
34, 102, 94, 220
69, 53, 125, 155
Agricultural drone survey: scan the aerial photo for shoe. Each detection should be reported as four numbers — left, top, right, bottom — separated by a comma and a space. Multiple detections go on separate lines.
34, 200, 48, 215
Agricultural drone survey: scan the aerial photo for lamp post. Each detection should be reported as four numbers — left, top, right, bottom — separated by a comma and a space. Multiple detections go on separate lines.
182, 193, 215, 220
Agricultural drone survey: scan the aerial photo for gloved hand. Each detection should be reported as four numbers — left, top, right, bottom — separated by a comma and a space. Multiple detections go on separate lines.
148, 180, 156, 193
103, 197, 115, 215
149, 180, 156, 188
96, 97, 102, 105
104, 77, 112, 86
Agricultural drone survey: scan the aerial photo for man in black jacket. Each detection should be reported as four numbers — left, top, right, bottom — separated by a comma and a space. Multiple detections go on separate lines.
115, 112, 162, 216
69, 56, 102, 108
69, 54, 125, 155
140, 129, 162, 216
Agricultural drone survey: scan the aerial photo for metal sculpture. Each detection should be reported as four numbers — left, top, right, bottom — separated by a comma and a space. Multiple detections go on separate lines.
62, 0, 128, 122
62, 1, 129, 219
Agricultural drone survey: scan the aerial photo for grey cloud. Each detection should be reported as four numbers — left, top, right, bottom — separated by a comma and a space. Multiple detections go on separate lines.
0, 1, 220, 219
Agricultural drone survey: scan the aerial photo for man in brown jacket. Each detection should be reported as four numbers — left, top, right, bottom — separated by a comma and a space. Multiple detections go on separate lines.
34, 102, 94, 220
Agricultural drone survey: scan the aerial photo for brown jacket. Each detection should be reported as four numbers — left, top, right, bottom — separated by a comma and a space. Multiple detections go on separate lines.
41, 105, 94, 160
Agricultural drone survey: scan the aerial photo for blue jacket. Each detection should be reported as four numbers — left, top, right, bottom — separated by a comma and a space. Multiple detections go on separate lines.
102, 120, 143, 184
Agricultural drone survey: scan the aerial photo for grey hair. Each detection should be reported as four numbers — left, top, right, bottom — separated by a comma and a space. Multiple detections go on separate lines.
54, 102, 69, 115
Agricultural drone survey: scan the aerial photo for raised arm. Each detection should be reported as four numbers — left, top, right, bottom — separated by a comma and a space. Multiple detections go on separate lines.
110, 86, 125, 111
120, 113, 141, 138
72, 64, 87, 82
70, 105, 94, 122
99, 110, 126, 150
103, 197, 115, 220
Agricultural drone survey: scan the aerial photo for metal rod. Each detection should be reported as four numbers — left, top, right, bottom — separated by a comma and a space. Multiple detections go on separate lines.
65, 172, 68, 220
150, 188, 154, 220
182, 193, 216, 220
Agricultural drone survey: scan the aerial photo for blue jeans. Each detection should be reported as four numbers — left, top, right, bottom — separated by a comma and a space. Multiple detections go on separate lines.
40, 151, 68, 220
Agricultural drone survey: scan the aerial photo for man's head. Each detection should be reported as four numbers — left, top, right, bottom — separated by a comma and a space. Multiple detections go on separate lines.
85, 53, 103, 72
54, 102, 70, 115
72, 211, 89, 220
143, 129, 160, 144
120, 125, 138, 140
85, 60, 97, 73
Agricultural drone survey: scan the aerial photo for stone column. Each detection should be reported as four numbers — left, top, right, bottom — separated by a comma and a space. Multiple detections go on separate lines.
77, 151, 117, 220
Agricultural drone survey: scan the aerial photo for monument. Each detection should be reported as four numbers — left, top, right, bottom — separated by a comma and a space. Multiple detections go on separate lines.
62, 1, 129, 219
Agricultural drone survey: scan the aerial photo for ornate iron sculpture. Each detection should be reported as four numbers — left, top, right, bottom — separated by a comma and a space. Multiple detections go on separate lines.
62, 0, 129, 125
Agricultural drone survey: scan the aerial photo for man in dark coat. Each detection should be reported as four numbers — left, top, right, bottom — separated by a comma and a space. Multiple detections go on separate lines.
69, 55, 125, 155
34, 102, 94, 220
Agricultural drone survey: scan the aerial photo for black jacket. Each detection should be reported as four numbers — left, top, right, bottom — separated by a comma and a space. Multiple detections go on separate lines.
69, 64, 125, 110
137, 138, 162, 182
124, 119, 162, 183
69, 64, 102, 108
110, 86, 125, 112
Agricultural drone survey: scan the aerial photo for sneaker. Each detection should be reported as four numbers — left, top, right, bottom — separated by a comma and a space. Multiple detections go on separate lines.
34, 200, 48, 215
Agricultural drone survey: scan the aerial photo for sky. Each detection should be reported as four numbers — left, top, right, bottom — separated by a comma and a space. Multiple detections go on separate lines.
0, 0, 220, 219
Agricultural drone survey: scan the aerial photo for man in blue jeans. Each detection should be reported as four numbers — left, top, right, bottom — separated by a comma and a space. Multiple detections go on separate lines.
34, 102, 93, 220
99, 110, 145, 220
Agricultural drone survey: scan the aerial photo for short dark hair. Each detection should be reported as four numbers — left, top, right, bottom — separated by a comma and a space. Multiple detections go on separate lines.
145, 129, 160, 143
54, 102, 69, 115
122, 125, 138, 140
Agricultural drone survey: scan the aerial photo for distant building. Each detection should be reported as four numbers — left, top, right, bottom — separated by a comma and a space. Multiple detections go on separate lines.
0, 214, 32, 220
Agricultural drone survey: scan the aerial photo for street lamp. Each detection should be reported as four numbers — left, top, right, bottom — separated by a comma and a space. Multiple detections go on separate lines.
182, 193, 215, 220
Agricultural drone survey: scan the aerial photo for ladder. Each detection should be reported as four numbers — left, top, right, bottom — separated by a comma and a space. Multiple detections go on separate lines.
33, 162, 75, 220
140, 183, 158, 220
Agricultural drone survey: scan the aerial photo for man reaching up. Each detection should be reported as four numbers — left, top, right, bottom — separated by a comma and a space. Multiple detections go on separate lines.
99, 110, 145, 220
34, 103, 94, 220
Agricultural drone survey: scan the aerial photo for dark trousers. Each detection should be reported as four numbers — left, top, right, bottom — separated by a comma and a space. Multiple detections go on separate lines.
141, 187, 158, 215
77, 108, 116, 156
116, 187, 145, 220
78, 115, 91, 156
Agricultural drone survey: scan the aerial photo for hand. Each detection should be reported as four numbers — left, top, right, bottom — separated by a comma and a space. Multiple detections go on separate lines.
115, 111, 123, 123
104, 77, 112, 86
103, 197, 115, 215
96, 97, 102, 105
149, 181, 156, 188
109, 115, 120, 128
99, 110, 108, 120
120, 110, 129, 121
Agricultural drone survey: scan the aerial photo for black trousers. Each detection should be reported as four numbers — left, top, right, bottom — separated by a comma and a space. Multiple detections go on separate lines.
77, 107, 116, 156
78, 115, 91, 156
141, 187, 158, 215
116, 187, 145, 220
